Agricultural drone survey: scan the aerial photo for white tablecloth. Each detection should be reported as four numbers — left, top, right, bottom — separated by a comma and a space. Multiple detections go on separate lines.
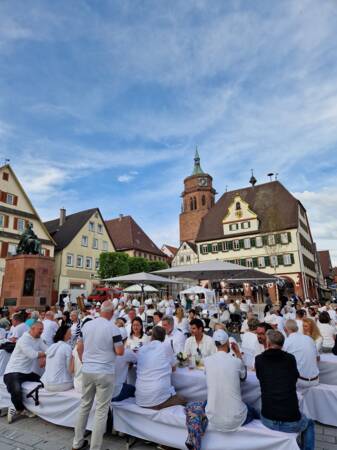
0, 350, 10, 376
318, 354, 337, 385
300, 383, 337, 427
172, 367, 261, 410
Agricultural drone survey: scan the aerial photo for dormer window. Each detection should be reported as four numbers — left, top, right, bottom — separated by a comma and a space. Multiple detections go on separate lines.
235, 202, 241, 210
229, 223, 239, 231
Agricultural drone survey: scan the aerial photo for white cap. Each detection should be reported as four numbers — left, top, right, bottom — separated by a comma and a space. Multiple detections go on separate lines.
213, 330, 229, 345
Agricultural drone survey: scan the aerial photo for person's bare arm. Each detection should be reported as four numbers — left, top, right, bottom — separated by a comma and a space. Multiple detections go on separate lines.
114, 344, 124, 356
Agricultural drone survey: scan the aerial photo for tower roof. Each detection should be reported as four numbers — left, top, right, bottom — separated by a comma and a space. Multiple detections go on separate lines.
192, 147, 205, 175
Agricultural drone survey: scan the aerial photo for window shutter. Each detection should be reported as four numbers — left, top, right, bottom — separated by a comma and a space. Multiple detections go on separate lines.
4, 215, 9, 228
13, 196, 18, 206
277, 255, 283, 265
217, 243, 222, 252
228, 241, 233, 250
275, 234, 281, 244
251, 238, 256, 247
207, 244, 212, 252
252, 257, 258, 267
13, 217, 18, 230
287, 232, 292, 243
265, 256, 270, 266
239, 239, 244, 249
290, 254, 295, 264
1, 242, 8, 258
241, 259, 246, 266
0, 191, 6, 202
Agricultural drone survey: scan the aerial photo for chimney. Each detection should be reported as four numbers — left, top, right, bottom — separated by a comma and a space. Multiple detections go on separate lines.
119, 214, 124, 221
59, 208, 66, 226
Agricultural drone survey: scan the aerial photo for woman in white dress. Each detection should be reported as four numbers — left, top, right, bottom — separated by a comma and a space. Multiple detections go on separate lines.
126, 318, 149, 350
317, 312, 336, 352
174, 307, 189, 335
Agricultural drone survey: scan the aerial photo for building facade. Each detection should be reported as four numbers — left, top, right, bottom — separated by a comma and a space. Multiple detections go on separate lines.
172, 241, 198, 267
0, 164, 55, 290
45, 208, 114, 300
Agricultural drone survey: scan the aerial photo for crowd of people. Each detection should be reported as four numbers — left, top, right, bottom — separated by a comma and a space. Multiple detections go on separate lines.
0, 292, 336, 450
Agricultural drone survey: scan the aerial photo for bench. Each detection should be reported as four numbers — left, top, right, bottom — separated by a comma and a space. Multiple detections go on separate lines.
112, 398, 300, 450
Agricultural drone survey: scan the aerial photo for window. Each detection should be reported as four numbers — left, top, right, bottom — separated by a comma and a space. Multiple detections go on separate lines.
229, 223, 239, 231
76, 255, 83, 268
81, 235, 88, 247
6, 193, 14, 205
66, 253, 74, 266
233, 239, 240, 250
23, 269, 35, 296
85, 257, 92, 269
244, 238, 251, 249
201, 245, 208, 254
3, 172, 9, 181
190, 198, 194, 211
193, 197, 197, 210
283, 254, 292, 266
95, 258, 100, 270
17, 218, 25, 232
102, 241, 108, 251
89, 221, 95, 232
235, 202, 241, 210
246, 258, 253, 268
0, 215, 4, 227
281, 232, 289, 244
93, 238, 98, 249
202, 195, 206, 206
8, 243, 17, 256
223, 241, 229, 252
97, 224, 103, 234
180, 256, 185, 263
270, 255, 278, 267
212, 243, 218, 253
241, 221, 250, 229
186, 255, 191, 262
255, 236, 263, 247
258, 256, 265, 268
268, 234, 275, 246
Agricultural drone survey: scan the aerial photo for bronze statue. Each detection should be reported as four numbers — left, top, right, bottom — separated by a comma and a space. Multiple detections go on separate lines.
16, 223, 41, 255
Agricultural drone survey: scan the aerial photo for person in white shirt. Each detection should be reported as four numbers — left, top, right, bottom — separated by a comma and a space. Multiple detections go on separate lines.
125, 309, 137, 336
63, 295, 71, 312
240, 312, 255, 334
241, 318, 264, 361
7, 313, 28, 343
4, 322, 47, 423
302, 318, 323, 353
112, 328, 137, 401
135, 326, 186, 409
283, 319, 319, 389
41, 311, 59, 347
137, 305, 147, 323
317, 312, 336, 351
295, 310, 306, 334
185, 330, 258, 449
184, 319, 216, 360
126, 317, 149, 350
72, 301, 124, 450
240, 299, 249, 314
41, 324, 73, 392
70, 311, 81, 348
162, 315, 186, 355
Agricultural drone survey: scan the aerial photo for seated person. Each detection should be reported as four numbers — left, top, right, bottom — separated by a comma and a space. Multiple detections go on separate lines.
112, 328, 137, 401
41, 311, 59, 347
241, 318, 264, 356
184, 319, 216, 360
162, 315, 186, 354
25, 311, 40, 329
185, 330, 258, 450
255, 330, 315, 450
4, 322, 47, 423
153, 311, 163, 327
7, 313, 28, 343
126, 317, 149, 350
41, 325, 73, 392
135, 326, 186, 410
256, 322, 273, 350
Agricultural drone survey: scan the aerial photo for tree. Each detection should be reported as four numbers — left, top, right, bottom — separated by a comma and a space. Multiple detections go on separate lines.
98, 252, 129, 279
147, 260, 169, 272
128, 256, 149, 274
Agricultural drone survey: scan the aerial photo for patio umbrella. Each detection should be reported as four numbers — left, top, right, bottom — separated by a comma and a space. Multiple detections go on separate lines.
123, 284, 159, 293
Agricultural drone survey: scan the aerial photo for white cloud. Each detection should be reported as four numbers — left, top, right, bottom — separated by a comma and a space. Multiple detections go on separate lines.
117, 174, 133, 183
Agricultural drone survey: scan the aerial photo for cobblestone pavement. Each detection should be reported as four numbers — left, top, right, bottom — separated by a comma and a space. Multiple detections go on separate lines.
0, 416, 155, 450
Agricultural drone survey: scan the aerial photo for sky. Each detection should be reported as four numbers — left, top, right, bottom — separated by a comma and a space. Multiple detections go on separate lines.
0, 0, 337, 264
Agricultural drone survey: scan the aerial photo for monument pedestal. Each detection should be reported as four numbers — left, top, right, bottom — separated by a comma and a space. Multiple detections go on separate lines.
1, 254, 54, 309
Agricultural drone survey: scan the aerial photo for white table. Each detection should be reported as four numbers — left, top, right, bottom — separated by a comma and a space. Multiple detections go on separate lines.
318, 354, 337, 385
172, 367, 261, 410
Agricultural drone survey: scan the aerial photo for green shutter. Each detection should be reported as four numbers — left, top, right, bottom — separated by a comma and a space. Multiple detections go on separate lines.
287, 232, 292, 243
207, 244, 212, 252
262, 235, 268, 245
241, 259, 246, 266
276, 234, 281, 244
239, 239, 244, 249
228, 240, 233, 250
252, 257, 258, 268
290, 253, 295, 264
265, 256, 270, 266
251, 238, 256, 247
277, 255, 283, 265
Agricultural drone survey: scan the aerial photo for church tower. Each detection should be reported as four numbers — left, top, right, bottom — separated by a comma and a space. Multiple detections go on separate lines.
179, 149, 216, 243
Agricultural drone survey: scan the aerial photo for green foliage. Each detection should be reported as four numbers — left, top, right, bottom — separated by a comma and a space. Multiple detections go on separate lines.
147, 260, 169, 272
128, 256, 149, 273
98, 252, 129, 279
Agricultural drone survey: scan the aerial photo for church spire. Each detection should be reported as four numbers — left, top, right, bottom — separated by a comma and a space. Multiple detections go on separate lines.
192, 147, 205, 175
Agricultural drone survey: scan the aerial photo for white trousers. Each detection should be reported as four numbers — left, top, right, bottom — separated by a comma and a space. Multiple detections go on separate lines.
73, 372, 114, 450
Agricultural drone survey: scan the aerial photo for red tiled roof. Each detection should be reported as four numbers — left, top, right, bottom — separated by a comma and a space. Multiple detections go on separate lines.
105, 215, 166, 257
318, 250, 333, 278
163, 245, 178, 256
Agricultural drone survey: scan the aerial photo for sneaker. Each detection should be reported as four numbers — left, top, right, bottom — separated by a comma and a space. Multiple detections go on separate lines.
20, 409, 36, 418
7, 407, 17, 424
72, 440, 89, 450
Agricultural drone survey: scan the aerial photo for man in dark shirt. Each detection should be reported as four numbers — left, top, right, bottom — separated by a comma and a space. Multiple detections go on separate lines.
255, 330, 314, 450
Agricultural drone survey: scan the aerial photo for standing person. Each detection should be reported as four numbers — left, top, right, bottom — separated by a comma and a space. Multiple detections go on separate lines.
72, 301, 123, 450
4, 322, 47, 423
41, 311, 59, 347
70, 311, 81, 348
255, 330, 315, 450
316, 312, 336, 352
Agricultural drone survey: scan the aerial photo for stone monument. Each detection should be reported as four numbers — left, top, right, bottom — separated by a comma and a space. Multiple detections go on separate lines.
0, 223, 54, 309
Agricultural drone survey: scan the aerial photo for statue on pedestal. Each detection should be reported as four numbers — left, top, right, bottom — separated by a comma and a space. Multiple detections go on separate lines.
16, 223, 41, 255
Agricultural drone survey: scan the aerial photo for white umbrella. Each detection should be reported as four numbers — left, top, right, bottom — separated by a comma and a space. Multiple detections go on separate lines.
123, 284, 159, 293
102, 272, 181, 284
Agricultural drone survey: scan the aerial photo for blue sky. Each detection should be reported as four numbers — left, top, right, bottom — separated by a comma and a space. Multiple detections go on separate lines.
1, 0, 337, 263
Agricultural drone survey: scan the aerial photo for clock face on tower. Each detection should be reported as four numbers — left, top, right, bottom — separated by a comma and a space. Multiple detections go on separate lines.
198, 177, 208, 187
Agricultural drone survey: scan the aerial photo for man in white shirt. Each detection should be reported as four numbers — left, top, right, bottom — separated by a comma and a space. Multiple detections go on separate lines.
41, 311, 59, 347
72, 301, 124, 450
125, 309, 137, 336
4, 322, 47, 423
70, 311, 81, 347
184, 319, 216, 359
7, 313, 28, 343
283, 319, 319, 389
162, 315, 186, 355
135, 326, 186, 409
241, 318, 264, 360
